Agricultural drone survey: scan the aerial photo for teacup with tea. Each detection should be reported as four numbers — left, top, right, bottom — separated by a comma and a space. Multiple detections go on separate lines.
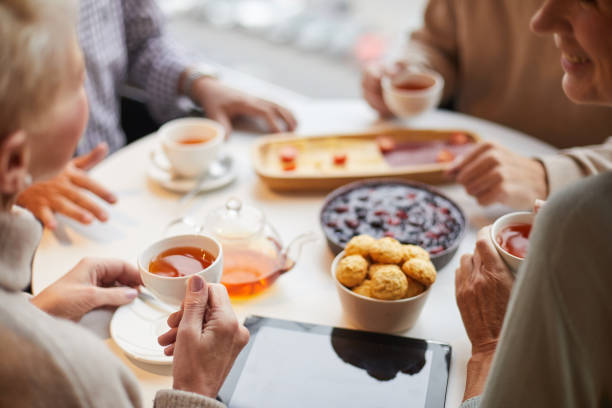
382, 69, 444, 118
491, 211, 534, 273
158, 118, 225, 178
138, 234, 223, 306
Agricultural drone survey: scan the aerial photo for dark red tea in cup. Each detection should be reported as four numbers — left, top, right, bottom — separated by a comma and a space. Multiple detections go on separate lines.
149, 246, 215, 277
496, 224, 531, 259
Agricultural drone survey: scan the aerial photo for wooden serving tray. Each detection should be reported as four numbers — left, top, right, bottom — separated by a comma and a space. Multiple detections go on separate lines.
252, 128, 480, 191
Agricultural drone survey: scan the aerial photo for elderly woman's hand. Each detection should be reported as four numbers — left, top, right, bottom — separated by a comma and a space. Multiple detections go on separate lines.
17, 143, 117, 229
158, 276, 249, 398
31, 258, 141, 321
193, 78, 297, 135
456, 226, 515, 400
448, 142, 548, 209
361, 61, 414, 118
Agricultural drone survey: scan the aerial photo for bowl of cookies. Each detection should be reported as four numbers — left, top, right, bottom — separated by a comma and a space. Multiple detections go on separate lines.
331, 234, 436, 333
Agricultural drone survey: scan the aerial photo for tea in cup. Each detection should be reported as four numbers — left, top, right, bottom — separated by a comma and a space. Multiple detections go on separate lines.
159, 118, 225, 178
138, 234, 223, 306
491, 211, 534, 273
382, 70, 444, 118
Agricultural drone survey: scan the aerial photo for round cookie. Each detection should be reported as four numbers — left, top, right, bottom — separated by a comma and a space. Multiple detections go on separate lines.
370, 265, 408, 300
345, 234, 376, 257
404, 276, 426, 298
336, 254, 369, 288
401, 258, 437, 286
402, 244, 430, 262
352, 279, 373, 298
369, 237, 404, 264
368, 263, 396, 278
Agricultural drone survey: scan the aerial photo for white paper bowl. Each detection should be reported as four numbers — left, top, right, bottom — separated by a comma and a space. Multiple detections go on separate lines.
331, 251, 431, 333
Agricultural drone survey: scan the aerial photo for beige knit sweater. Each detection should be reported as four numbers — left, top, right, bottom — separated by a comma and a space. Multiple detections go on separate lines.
0, 208, 225, 408
405, 0, 612, 193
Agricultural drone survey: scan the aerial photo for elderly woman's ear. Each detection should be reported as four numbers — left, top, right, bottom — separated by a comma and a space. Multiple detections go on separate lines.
0, 130, 29, 200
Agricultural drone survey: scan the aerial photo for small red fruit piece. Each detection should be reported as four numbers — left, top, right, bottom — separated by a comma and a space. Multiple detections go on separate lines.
282, 162, 297, 171
436, 149, 455, 163
449, 132, 469, 145
279, 146, 298, 163
333, 153, 347, 165
376, 136, 396, 153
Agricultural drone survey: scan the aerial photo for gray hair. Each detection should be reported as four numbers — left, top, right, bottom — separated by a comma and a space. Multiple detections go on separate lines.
0, 0, 77, 138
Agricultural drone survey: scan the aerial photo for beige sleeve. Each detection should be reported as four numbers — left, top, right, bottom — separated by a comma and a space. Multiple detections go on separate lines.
402, 0, 458, 103
537, 137, 612, 194
154, 390, 226, 408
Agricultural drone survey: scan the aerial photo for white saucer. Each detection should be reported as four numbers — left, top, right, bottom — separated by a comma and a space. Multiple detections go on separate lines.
147, 147, 236, 194
110, 292, 178, 365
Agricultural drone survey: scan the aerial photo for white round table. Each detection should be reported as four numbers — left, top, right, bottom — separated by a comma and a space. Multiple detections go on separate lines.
32, 99, 556, 408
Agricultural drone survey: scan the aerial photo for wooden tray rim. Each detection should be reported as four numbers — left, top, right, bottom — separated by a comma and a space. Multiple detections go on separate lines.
251, 127, 480, 181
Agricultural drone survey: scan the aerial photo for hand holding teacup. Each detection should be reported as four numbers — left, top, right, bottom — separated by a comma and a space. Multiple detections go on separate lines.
362, 61, 444, 118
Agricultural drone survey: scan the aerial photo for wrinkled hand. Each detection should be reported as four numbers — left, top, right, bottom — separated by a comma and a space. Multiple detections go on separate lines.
361, 61, 411, 117
448, 142, 548, 209
193, 78, 297, 135
17, 143, 117, 229
456, 227, 515, 354
158, 276, 249, 398
31, 258, 141, 322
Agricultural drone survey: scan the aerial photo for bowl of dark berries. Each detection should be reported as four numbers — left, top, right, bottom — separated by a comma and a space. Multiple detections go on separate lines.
320, 179, 466, 269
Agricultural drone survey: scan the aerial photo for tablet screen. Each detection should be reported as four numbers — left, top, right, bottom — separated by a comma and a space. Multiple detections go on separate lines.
219, 317, 450, 408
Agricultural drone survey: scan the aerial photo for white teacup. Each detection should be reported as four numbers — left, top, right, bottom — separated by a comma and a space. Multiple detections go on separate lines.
491, 211, 534, 274
159, 118, 225, 178
382, 70, 444, 118
138, 234, 224, 306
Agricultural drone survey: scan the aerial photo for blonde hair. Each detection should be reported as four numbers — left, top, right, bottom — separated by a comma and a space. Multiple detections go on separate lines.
0, 0, 77, 138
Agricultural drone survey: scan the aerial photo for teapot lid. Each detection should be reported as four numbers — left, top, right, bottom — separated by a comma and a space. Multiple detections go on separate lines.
206, 198, 265, 240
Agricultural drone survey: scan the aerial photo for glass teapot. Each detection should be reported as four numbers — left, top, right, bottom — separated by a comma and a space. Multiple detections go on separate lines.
168, 198, 316, 296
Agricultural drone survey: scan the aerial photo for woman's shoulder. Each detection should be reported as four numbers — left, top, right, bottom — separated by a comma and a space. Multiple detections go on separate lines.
0, 294, 142, 407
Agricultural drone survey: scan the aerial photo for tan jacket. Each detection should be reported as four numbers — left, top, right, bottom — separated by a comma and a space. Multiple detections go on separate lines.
0, 209, 224, 408
404, 0, 612, 193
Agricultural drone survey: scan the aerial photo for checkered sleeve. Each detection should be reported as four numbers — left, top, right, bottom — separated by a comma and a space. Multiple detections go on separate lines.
122, 0, 193, 123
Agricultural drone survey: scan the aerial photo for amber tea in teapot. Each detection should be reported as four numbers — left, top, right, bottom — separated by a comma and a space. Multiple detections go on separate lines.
221, 247, 282, 296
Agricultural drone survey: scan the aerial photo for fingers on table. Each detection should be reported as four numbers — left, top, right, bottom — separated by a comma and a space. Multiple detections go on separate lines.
69, 169, 117, 204
56, 183, 110, 222
208, 109, 233, 135
33, 205, 58, 230
449, 142, 495, 175
72, 142, 109, 171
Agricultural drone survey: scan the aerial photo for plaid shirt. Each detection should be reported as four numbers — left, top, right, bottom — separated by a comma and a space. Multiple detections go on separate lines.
77, 0, 191, 154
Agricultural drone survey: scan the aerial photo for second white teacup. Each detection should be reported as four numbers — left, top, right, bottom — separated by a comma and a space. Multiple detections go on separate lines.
382, 70, 444, 118
159, 118, 225, 178
138, 234, 224, 306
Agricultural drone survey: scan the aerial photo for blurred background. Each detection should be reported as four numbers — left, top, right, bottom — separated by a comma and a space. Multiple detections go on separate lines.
159, 0, 428, 99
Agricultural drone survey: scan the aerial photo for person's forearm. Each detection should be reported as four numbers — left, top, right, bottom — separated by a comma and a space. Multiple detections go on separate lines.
463, 349, 495, 401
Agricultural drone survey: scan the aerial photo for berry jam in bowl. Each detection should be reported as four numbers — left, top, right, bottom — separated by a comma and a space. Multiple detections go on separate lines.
320, 179, 466, 269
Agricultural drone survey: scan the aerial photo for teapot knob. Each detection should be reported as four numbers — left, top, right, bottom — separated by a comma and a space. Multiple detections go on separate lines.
226, 197, 242, 213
